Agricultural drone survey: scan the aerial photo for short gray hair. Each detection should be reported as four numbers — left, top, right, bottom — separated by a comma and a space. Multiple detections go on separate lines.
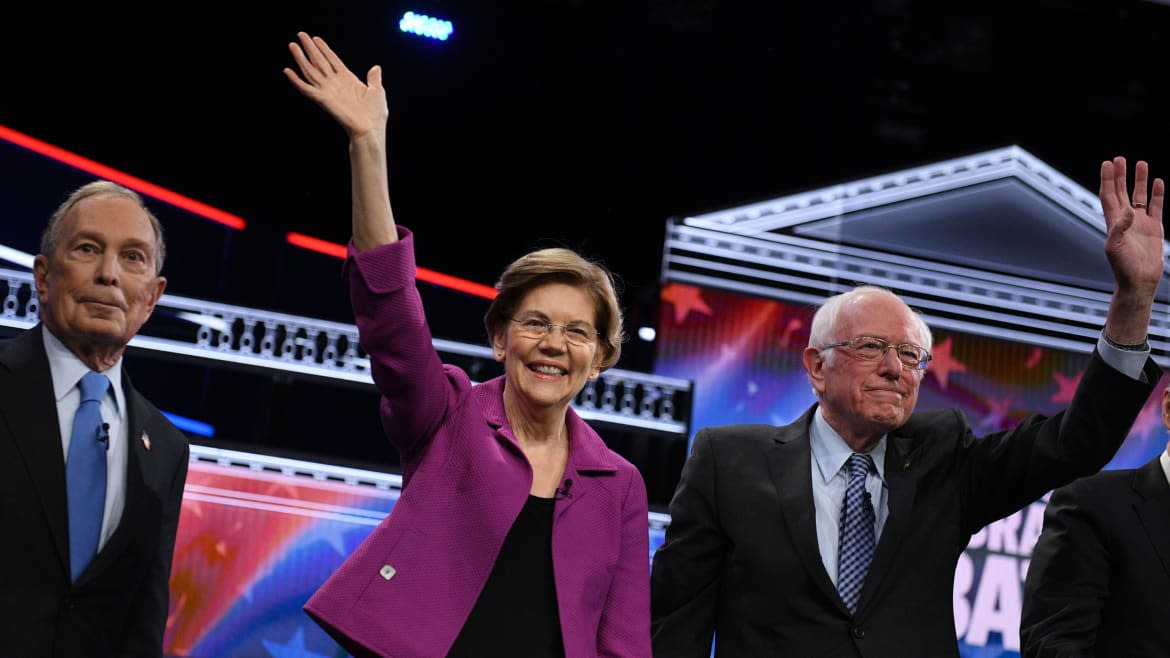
807, 285, 932, 366
40, 181, 166, 275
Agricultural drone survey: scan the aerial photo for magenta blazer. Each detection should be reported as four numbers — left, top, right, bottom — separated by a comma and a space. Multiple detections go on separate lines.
305, 230, 651, 657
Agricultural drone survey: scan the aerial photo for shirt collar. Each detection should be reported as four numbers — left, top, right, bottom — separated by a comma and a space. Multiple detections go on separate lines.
1160, 448, 1170, 488
42, 326, 125, 416
810, 406, 887, 484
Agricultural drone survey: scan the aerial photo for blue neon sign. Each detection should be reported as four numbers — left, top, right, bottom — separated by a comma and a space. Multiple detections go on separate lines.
399, 11, 454, 41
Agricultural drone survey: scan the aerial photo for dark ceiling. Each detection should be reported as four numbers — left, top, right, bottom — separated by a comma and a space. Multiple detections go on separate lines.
4, 0, 1168, 336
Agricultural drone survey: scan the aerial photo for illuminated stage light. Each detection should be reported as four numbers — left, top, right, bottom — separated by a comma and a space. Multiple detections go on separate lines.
0, 244, 34, 269
162, 411, 216, 437
285, 232, 497, 299
399, 11, 454, 41
0, 123, 247, 231
638, 327, 657, 341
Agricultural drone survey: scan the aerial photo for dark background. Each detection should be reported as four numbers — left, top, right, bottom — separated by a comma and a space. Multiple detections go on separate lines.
5, 1, 1169, 359
2, 0, 1168, 499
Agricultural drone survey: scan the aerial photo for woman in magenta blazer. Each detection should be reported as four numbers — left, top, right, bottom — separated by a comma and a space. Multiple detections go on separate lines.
285, 32, 651, 657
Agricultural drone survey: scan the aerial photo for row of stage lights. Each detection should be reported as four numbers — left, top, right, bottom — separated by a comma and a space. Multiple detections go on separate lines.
399, 11, 453, 41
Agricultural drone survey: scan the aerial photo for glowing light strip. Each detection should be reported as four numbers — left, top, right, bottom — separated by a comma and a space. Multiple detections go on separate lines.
190, 444, 404, 490
0, 244, 34, 269
399, 11, 454, 41
286, 232, 498, 299
0, 123, 247, 230
182, 491, 386, 526
184, 483, 388, 520
161, 411, 215, 437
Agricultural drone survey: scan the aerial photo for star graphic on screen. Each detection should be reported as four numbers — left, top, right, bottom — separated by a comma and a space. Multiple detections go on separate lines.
978, 395, 1015, 432
262, 627, 330, 658
1129, 392, 1164, 440
1025, 346, 1044, 371
777, 317, 804, 349
1050, 370, 1083, 404
661, 283, 713, 324
925, 336, 967, 390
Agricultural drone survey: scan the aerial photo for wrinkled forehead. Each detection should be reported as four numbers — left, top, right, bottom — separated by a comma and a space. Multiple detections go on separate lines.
62, 194, 157, 245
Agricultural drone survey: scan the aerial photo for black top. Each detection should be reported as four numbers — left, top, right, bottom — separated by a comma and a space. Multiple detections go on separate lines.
447, 495, 565, 657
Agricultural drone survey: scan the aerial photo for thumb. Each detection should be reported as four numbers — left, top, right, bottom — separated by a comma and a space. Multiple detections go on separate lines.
1113, 207, 1135, 235
367, 65, 383, 88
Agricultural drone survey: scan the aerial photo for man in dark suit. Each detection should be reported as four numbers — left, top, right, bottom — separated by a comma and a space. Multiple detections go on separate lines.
0, 181, 189, 657
651, 157, 1166, 658
1019, 387, 1170, 658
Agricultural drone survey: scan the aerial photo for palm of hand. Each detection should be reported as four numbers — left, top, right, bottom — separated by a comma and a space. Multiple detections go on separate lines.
285, 32, 389, 139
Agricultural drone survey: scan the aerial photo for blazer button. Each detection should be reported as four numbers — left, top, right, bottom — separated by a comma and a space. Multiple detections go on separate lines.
852, 626, 865, 639
380, 564, 396, 581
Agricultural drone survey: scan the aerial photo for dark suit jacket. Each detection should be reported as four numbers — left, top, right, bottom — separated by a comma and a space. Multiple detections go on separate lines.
651, 350, 1158, 658
1020, 454, 1170, 658
0, 326, 189, 658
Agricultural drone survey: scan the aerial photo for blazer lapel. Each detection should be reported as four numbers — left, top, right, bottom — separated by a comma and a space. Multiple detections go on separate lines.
766, 409, 845, 613
857, 431, 919, 613
0, 325, 71, 573
1133, 455, 1170, 580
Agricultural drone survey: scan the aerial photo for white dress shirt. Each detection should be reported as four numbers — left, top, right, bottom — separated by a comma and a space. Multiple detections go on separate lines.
1160, 449, 1170, 487
43, 329, 128, 551
809, 408, 889, 587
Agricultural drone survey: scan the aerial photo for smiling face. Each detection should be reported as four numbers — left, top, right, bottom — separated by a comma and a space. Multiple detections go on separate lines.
493, 282, 602, 415
34, 193, 167, 363
802, 290, 927, 449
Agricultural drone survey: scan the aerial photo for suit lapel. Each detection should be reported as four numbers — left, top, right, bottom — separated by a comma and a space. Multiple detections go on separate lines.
857, 431, 918, 613
1133, 456, 1170, 580
766, 411, 845, 613
0, 326, 71, 573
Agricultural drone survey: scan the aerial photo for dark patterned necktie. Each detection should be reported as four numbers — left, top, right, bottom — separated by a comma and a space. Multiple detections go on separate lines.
837, 452, 876, 614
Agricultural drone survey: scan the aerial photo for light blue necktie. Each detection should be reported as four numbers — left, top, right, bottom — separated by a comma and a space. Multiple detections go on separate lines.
837, 452, 876, 614
66, 371, 110, 582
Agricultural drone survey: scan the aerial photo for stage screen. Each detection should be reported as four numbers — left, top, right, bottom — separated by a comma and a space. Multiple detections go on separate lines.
652, 282, 1168, 657
164, 449, 668, 657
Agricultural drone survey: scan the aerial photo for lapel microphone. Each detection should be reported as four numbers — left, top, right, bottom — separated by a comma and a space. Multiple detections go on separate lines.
98, 422, 111, 450
556, 478, 573, 500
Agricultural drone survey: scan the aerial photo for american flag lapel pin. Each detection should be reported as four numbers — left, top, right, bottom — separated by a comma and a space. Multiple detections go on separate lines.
140, 431, 151, 451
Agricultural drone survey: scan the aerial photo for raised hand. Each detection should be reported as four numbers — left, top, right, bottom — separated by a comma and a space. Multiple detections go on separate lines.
284, 32, 388, 140
285, 31, 397, 249
1099, 156, 1166, 343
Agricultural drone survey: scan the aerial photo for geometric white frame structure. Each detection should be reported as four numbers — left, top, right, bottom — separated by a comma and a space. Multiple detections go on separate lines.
663, 146, 1170, 363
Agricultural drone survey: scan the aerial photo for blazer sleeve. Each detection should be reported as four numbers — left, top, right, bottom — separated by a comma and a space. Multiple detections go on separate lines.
651, 429, 726, 658
597, 467, 652, 657
121, 431, 190, 657
1019, 482, 1108, 657
959, 349, 1159, 534
347, 230, 469, 459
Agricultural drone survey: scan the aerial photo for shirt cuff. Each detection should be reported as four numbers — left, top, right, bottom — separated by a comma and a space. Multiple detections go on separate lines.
1096, 333, 1150, 381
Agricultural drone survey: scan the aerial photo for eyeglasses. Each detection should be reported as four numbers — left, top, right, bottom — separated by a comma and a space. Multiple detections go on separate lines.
822, 335, 932, 370
510, 317, 599, 348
